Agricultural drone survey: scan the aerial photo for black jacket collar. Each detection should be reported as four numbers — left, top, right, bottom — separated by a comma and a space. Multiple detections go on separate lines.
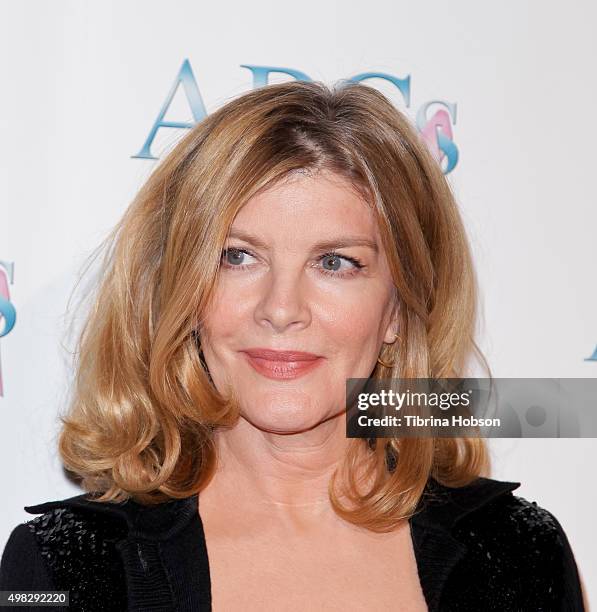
411, 475, 521, 529
25, 488, 199, 541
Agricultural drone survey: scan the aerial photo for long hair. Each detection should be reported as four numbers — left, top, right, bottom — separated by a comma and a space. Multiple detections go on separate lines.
58, 79, 490, 532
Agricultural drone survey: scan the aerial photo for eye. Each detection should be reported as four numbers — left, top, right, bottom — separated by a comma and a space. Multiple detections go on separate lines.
221, 248, 257, 269
317, 252, 365, 278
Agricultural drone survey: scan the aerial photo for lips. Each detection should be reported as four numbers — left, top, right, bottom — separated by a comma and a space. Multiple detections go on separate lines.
242, 348, 321, 361
241, 348, 324, 380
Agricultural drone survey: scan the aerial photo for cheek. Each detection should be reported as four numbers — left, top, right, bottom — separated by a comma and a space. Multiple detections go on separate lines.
317, 292, 387, 349
201, 284, 248, 342
198, 308, 241, 388
315, 308, 388, 382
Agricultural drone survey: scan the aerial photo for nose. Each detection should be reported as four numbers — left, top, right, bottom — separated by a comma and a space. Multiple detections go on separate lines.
253, 266, 312, 334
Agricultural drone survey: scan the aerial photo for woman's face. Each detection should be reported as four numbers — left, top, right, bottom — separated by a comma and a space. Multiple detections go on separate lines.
199, 169, 398, 434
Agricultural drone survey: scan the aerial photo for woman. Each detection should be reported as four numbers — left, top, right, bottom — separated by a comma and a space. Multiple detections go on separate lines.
0, 80, 587, 611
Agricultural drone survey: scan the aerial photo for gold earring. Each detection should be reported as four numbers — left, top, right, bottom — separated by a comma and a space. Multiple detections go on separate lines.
377, 333, 399, 368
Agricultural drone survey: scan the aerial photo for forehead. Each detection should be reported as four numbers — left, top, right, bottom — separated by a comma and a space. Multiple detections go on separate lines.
230, 170, 379, 241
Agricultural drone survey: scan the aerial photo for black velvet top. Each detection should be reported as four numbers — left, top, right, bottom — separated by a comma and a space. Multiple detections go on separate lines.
0, 477, 586, 611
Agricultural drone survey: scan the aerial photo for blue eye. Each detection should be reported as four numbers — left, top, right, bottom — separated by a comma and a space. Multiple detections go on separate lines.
321, 254, 343, 272
222, 248, 256, 267
318, 253, 364, 277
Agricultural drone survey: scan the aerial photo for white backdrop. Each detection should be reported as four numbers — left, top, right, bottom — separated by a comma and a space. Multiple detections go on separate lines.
1, 0, 595, 604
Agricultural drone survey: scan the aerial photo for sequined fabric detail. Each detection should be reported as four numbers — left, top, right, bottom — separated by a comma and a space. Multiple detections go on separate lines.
440, 494, 569, 611
26, 506, 128, 611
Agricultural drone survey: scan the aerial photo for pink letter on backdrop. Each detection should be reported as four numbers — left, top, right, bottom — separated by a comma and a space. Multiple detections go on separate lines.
419, 108, 454, 164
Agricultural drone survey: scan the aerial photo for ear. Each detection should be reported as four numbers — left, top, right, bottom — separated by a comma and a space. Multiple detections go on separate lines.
382, 297, 400, 344
383, 323, 399, 344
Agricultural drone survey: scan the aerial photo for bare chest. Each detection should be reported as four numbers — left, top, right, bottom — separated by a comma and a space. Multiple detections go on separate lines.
203, 519, 428, 612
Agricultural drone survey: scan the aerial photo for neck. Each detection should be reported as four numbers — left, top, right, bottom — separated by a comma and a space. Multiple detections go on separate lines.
202, 414, 367, 522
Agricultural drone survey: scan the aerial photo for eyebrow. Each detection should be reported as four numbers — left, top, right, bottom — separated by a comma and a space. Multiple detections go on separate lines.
226, 229, 379, 254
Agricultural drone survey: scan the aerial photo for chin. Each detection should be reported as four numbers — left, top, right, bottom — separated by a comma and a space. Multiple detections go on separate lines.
239, 390, 330, 434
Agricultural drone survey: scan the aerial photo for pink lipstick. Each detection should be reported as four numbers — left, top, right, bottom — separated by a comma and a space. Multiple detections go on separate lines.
241, 348, 324, 380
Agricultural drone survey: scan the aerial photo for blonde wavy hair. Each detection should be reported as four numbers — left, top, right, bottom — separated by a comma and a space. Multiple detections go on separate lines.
59, 79, 490, 532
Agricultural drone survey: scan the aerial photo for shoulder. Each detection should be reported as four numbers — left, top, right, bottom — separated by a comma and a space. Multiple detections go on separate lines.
0, 494, 129, 610
461, 488, 565, 539
0, 522, 55, 592
1, 490, 200, 610
418, 476, 576, 549
434, 479, 585, 610
455, 490, 575, 574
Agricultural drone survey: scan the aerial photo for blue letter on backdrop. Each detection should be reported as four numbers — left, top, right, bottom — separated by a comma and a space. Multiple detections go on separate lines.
0, 260, 15, 397
132, 59, 208, 160
0, 260, 15, 338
